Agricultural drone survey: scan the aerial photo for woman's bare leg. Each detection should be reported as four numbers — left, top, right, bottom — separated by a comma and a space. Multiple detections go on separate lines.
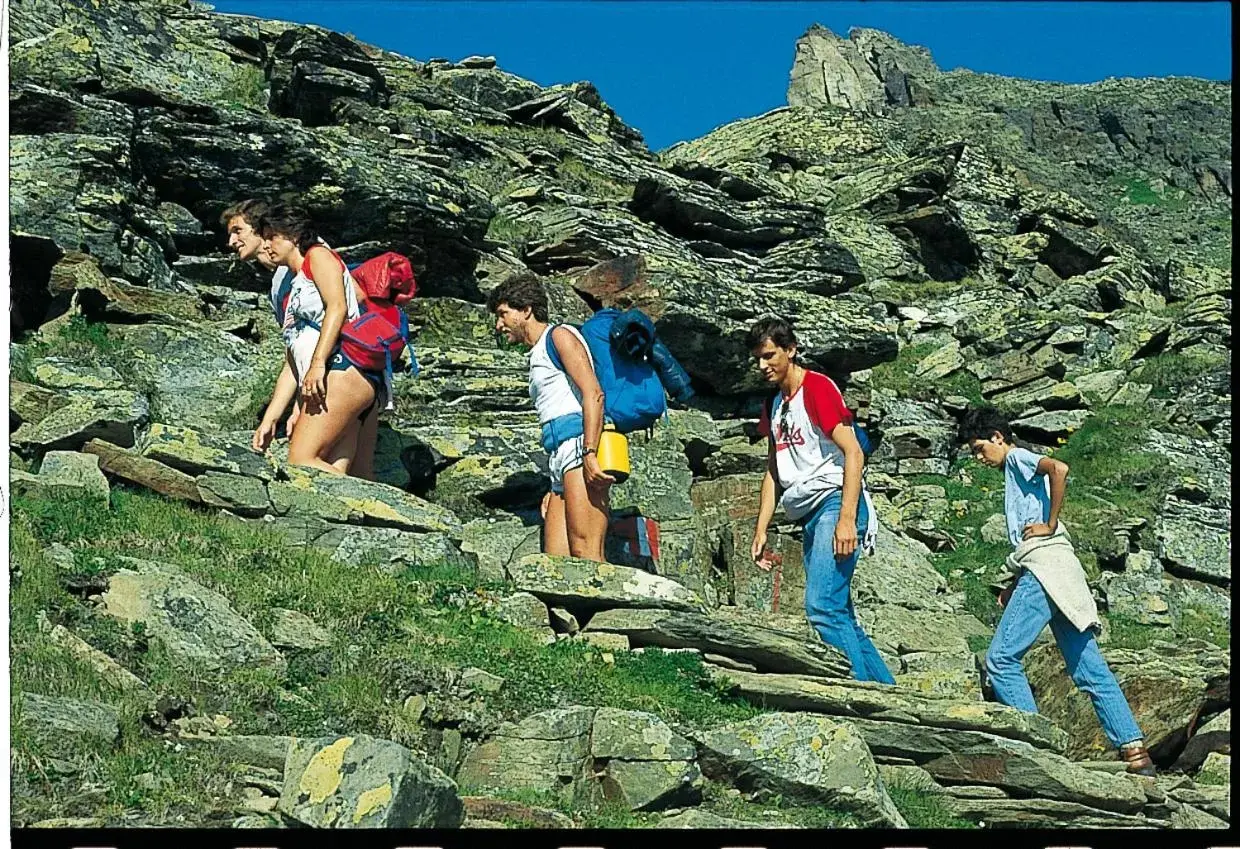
288, 368, 375, 474
349, 404, 380, 480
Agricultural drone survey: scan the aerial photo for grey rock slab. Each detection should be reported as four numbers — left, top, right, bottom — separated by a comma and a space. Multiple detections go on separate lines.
704, 666, 1067, 751
1173, 709, 1230, 774
585, 606, 851, 678
456, 706, 596, 801
100, 559, 285, 675
943, 796, 1162, 828
196, 472, 271, 518
19, 692, 121, 746
509, 554, 703, 612
846, 717, 1148, 813
691, 712, 908, 827
35, 451, 111, 501
266, 608, 332, 651
279, 734, 463, 828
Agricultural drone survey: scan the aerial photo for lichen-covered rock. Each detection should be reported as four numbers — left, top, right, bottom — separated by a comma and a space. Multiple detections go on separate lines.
509, 554, 703, 612
278, 467, 463, 535
1197, 752, 1230, 785
19, 451, 111, 502
590, 708, 701, 811
19, 692, 121, 746
704, 667, 1067, 751
585, 606, 851, 678
691, 712, 908, 827
1025, 639, 1229, 761
456, 707, 596, 801
279, 735, 463, 828
100, 559, 286, 675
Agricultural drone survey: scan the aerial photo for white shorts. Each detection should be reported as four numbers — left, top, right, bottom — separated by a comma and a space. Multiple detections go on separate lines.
548, 435, 585, 495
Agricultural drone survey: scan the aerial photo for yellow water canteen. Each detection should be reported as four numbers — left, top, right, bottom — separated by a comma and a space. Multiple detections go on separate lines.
596, 425, 630, 483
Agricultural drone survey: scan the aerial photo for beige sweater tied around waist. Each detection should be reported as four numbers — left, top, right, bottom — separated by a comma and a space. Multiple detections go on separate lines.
1005, 523, 1101, 634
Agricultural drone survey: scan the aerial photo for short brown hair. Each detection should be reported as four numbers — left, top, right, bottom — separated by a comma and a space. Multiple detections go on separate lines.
219, 198, 269, 228
486, 272, 548, 322
747, 316, 798, 351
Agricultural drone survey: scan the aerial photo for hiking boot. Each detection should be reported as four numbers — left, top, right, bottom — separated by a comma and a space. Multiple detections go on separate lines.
1119, 743, 1156, 776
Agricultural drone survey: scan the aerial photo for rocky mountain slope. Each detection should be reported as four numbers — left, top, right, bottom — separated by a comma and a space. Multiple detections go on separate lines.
8, 0, 1231, 830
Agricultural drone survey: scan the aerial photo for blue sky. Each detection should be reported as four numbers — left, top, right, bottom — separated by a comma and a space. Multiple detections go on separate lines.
212, 1, 1232, 150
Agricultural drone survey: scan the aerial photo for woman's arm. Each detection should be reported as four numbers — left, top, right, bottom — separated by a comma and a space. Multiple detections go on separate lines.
302, 249, 349, 408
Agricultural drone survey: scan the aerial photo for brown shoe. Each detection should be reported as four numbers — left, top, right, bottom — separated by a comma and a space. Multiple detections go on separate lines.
1120, 744, 1156, 776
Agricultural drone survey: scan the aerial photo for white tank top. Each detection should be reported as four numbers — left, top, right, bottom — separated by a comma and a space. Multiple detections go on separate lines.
529, 325, 593, 425
281, 247, 361, 380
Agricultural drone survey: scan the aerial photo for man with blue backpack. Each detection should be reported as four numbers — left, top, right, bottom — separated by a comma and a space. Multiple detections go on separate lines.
748, 316, 896, 685
487, 272, 695, 562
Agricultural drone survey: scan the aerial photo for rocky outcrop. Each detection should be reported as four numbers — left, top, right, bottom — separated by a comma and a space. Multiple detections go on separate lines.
7, 0, 1230, 832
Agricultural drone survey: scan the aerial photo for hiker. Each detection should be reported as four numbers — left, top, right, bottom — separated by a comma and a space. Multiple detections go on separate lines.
487, 272, 615, 561
958, 406, 1155, 776
222, 199, 306, 438
747, 317, 895, 685
252, 203, 388, 477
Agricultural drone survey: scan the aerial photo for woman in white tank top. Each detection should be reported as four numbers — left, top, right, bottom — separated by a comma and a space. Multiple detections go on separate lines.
249, 204, 383, 477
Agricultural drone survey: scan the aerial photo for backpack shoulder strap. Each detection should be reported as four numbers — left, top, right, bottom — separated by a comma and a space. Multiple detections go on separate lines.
546, 324, 569, 372
271, 268, 293, 325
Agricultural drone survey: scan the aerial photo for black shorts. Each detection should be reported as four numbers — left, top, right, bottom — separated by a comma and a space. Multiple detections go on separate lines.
327, 350, 383, 418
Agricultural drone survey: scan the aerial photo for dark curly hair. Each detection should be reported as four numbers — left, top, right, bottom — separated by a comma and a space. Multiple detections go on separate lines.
255, 203, 320, 253
486, 272, 548, 323
746, 316, 798, 352
957, 405, 1016, 446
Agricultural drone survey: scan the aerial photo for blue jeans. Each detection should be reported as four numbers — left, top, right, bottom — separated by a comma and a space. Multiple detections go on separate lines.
801, 492, 896, 684
986, 570, 1143, 748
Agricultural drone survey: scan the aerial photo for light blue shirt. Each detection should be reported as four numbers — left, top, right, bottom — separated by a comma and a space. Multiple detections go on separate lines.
1004, 446, 1051, 548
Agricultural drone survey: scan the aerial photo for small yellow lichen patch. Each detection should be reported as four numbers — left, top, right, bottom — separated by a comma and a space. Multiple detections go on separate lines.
299, 737, 354, 804
810, 736, 823, 751
340, 497, 406, 524
353, 782, 393, 823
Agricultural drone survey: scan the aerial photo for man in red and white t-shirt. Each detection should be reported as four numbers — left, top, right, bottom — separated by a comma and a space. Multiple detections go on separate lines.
748, 317, 894, 684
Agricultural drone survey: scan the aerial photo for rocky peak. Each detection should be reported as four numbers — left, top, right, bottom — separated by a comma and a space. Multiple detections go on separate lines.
787, 24, 938, 115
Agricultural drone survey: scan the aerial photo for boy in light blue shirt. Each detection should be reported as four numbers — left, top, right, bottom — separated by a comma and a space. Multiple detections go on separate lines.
959, 406, 1154, 776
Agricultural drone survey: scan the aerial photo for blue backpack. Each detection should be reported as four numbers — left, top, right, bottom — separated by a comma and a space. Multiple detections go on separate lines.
768, 392, 875, 456
547, 308, 671, 434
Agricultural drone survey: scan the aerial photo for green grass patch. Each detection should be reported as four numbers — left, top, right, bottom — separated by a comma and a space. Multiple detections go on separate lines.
1050, 405, 1172, 555
1176, 607, 1230, 650
886, 784, 978, 829
1100, 613, 1163, 651
1132, 349, 1229, 399
214, 62, 267, 110
555, 155, 632, 202
13, 487, 761, 746
869, 342, 985, 407
1109, 175, 1188, 210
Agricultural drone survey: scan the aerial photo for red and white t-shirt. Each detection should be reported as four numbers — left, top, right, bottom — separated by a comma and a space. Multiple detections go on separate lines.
758, 370, 862, 522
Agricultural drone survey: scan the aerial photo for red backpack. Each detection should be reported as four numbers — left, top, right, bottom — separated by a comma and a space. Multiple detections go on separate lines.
278, 246, 418, 377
